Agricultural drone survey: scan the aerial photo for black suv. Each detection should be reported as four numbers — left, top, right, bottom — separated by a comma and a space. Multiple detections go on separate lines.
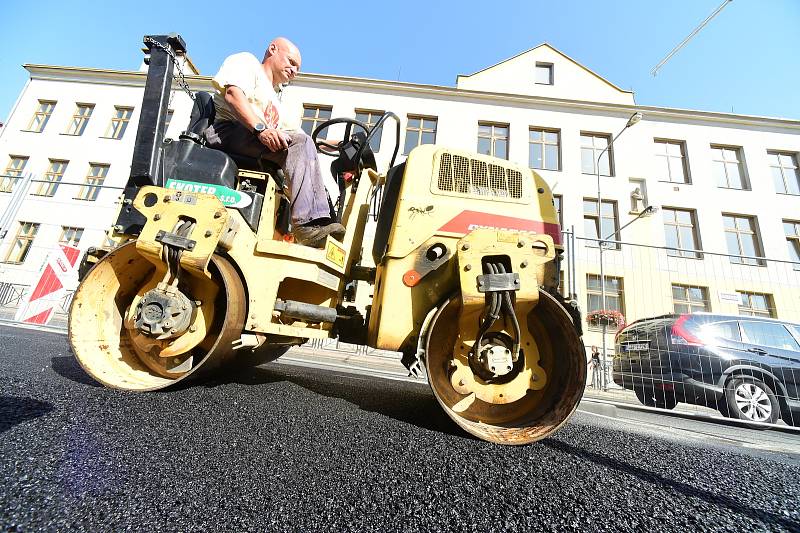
613, 313, 800, 425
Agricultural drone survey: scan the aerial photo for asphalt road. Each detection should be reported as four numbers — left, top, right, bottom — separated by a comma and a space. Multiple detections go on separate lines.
2, 325, 799, 532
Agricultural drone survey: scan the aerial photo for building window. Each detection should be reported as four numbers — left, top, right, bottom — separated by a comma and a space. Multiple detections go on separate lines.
583, 199, 619, 248
672, 284, 711, 314
654, 139, 689, 183
1, 156, 28, 193
737, 291, 776, 318
723, 214, 764, 266
404, 115, 437, 154
59, 226, 83, 246
529, 128, 560, 171
64, 104, 94, 136
535, 62, 553, 85
26, 100, 56, 133
477, 122, 508, 159
768, 151, 800, 195
586, 274, 624, 328
75, 164, 109, 201
33, 159, 68, 197
553, 194, 563, 227
300, 105, 332, 137
662, 207, 701, 258
712, 145, 748, 190
4, 222, 40, 264
104, 106, 134, 139
581, 133, 612, 176
784, 220, 800, 265
354, 110, 384, 152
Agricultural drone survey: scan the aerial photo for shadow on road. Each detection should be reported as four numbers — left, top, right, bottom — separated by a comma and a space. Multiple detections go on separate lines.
51, 356, 102, 388
216, 363, 470, 440
0, 396, 54, 434
49, 351, 469, 440
543, 439, 800, 531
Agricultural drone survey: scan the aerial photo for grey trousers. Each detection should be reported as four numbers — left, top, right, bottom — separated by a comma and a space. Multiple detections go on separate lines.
205, 121, 331, 225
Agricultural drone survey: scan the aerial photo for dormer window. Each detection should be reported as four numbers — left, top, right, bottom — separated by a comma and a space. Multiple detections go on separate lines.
535, 62, 553, 85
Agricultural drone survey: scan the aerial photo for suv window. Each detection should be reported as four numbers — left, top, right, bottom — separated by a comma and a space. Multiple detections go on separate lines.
704, 320, 741, 342
740, 321, 800, 351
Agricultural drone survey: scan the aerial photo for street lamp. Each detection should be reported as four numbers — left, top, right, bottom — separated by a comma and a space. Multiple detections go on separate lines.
595, 111, 642, 390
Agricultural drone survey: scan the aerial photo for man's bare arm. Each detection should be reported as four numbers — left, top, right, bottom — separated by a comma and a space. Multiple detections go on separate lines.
223, 85, 289, 151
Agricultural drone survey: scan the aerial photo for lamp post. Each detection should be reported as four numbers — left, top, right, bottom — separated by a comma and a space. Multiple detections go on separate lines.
596, 111, 642, 390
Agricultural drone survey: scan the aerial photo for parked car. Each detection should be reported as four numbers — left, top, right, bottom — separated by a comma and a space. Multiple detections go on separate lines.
613, 313, 800, 426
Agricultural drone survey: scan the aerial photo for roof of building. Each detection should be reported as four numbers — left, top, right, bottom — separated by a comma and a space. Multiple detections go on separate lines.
457, 42, 633, 95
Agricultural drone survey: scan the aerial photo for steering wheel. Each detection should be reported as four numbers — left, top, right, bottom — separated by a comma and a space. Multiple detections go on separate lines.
311, 117, 372, 160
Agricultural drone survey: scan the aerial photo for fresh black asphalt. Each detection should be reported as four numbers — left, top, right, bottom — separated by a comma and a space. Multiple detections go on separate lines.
1, 325, 799, 532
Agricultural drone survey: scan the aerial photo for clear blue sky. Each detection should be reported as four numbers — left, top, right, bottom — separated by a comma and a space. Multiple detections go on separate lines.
1, 0, 798, 122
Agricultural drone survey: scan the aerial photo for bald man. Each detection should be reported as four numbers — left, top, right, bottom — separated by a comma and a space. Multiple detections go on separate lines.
205, 38, 344, 248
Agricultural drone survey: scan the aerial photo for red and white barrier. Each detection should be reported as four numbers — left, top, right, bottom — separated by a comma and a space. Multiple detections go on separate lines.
14, 244, 82, 325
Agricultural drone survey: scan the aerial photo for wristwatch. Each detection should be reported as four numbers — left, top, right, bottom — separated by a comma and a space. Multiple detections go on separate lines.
253, 122, 267, 135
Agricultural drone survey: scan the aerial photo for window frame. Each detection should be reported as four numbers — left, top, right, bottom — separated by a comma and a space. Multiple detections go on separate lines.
737, 291, 777, 318
553, 194, 563, 228
723, 213, 765, 267
477, 122, 509, 160
654, 138, 690, 184
711, 144, 749, 190
300, 104, 333, 138
32, 159, 69, 197
59, 226, 84, 246
768, 150, 800, 195
784, 219, 800, 267
671, 284, 711, 314
581, 132, 614, 176
75, 163, 110, 201
662, 207, 702, 259
4, 221, 40, 264
103, 106, 134, 140
529, 127, 561, 171
403, 114, 437, 155
25, 100, 56, 133
354, 109, 385, 153
1, 156, 29, 193
586, 274, 625, 331
535, 62, 554, 85
583, 198, 620, 250
64, 103, 94, 136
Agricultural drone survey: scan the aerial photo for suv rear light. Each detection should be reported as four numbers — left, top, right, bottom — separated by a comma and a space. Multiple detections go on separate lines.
670, 314, 702, 346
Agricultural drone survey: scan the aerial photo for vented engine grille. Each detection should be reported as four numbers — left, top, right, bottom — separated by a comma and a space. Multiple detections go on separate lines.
436, 153, 523, 199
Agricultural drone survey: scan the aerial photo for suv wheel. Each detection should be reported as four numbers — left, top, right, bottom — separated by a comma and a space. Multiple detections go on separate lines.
723, 377, 779, 424
634, 388, 678, 410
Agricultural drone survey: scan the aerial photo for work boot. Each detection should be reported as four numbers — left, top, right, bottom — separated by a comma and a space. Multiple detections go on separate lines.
293, 221, 345, 248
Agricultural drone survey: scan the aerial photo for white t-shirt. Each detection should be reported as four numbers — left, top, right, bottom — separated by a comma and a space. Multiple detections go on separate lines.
211, 52, 297, 131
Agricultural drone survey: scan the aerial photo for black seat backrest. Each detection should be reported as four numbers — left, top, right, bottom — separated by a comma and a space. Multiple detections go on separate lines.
186, 92, 216, 137
371, 162, 406, 265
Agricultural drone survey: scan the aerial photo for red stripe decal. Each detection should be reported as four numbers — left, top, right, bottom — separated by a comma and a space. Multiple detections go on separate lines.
28, 265, 63, 301
60, 245, 81, 267
439, 210, 561, 244
25, 309, 53, 325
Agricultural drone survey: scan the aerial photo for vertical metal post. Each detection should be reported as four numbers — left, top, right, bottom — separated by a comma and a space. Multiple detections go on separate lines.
114, 34, 187, 236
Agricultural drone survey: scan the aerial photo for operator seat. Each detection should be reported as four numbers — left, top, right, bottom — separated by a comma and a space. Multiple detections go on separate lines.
161, 92, 289, 234
182, 92, 282, 177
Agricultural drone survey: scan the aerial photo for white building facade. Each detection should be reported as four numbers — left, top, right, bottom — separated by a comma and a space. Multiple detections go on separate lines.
1, 43, 798, 342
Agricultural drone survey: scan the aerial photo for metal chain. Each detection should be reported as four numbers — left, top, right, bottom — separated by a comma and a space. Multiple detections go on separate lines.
144, 36, 195, 101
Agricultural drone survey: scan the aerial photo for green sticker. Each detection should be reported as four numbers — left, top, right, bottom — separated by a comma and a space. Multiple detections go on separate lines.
165, 179, 252, 208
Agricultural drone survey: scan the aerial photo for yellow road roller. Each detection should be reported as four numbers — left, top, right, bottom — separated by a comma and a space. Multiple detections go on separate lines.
69, 34, 586, 445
